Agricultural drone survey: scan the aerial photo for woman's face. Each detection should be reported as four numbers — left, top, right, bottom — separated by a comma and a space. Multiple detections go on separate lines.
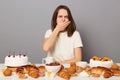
56, 9, 69, 24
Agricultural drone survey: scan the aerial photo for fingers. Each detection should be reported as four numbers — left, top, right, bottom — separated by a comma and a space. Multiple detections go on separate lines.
58, 21, 71, 28
63, 21, 71, 28
55, 21, 71, 32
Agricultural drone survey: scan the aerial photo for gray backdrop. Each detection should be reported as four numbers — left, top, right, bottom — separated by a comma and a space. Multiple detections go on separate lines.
0, 0, 120, 63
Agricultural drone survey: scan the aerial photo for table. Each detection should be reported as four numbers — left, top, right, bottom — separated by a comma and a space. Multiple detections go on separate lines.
1, 63, 120, 80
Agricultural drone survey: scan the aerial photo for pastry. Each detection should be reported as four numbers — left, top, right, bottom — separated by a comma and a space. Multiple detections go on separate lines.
101, 57, 111, 62
57, 62, 76, 80
111, 69, 120, 76
92, 56, 101, 61
57, 70, 70, 80
2, 68, 12, 76
7, 67, 17, 72
5, 54, 29, 67
16, 67, 27, 79
86, 66, 113, 78
28, 65, 39, 78
38, 66, 46, 76
111, 64, 119, 70
76, 66, 84, 73
90, 56, 113, 68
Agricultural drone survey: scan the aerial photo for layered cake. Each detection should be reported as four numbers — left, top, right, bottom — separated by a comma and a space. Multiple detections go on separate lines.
89, 56, 113, 68
5, 54, 29, 67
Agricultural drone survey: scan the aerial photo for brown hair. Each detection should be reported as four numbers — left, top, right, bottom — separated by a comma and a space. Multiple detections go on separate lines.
51, 5, 76, 37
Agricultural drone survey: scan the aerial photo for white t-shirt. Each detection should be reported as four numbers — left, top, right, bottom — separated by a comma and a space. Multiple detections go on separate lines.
44, 29, 83, 62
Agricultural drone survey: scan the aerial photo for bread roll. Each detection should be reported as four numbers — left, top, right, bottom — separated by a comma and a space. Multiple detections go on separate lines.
3, 68, 12, 76
38, 66, 46, 76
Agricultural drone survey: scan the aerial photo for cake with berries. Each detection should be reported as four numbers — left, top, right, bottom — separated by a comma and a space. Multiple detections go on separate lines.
89, 56, 113, 68
5, 54, 29, 67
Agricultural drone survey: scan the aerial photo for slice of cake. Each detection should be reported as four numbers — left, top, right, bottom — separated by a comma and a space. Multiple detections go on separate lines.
5, 54, 29, 67
89, 56, 113, 68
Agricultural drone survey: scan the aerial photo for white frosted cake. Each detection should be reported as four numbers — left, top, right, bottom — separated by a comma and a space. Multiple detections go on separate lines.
89, 56, 113, 68
5, 54, 29, 67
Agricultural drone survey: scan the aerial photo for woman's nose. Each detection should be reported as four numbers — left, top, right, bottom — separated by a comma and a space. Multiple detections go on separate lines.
62, 17, 65, 22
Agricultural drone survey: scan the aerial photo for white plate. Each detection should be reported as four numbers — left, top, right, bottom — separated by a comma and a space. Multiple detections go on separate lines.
5, 62, 31, 67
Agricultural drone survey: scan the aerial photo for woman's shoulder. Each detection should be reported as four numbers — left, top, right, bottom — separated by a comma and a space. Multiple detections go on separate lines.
73, 30, 80, 35
46, 29, 52, 33
46, 29, 52, 32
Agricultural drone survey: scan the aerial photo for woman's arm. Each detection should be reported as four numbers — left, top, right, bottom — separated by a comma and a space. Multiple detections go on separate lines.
42, 29, 59, 52
42, 21, 70, 52
61, 47, 82, 64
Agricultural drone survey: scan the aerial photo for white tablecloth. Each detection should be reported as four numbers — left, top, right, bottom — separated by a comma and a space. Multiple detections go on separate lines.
0, 63, 120, 80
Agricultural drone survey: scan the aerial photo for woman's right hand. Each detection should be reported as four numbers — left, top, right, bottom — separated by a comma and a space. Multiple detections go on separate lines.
55, 21, 71, 33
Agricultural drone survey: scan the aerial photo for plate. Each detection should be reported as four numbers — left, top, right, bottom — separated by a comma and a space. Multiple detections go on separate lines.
5, 62, 31, 67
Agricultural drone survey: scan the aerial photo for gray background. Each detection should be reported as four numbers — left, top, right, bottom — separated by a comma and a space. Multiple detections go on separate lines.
0, 0, 120, 63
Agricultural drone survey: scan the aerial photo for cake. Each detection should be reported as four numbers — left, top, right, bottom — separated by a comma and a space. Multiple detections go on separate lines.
5, 54, 29, 67
89, 56, 113, 68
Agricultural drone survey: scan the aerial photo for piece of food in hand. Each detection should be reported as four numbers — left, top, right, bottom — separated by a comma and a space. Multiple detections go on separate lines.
38, 66, 46, 77
2, 68, 12, 76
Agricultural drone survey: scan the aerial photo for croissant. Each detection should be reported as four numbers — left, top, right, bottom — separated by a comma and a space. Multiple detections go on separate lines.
57, 62, 77, 80
111, 69, 120, 76
28, 66, 39, 78
87, 66, 113, 78
16, 67, 27, 79
110, 64, 119, 70
57, 70, 70, 80
76, 66, 84, 73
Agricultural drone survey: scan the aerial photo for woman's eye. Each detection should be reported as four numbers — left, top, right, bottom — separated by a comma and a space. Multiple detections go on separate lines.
64, 16, 68, 18
58, 15, 68, 19
58, 15, 62, 18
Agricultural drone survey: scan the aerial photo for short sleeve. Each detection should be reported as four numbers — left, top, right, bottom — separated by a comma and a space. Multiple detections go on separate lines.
44, 29, 52, 38
73, 31, 83, 48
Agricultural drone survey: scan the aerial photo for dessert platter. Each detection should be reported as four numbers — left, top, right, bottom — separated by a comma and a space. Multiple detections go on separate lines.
0, 55, 120, 80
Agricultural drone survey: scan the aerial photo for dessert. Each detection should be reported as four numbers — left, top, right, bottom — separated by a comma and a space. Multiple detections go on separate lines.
16, 67, 27, 79
27, 65, 39, 78
45, 62, 61, 78
110, 64, 119, 70
86, 66, 113, 78
38, 66, 46, 77
57, 62, 77, 80
89, 56, 113, 68
2, 68, 12, 76
5, 54, 29, 67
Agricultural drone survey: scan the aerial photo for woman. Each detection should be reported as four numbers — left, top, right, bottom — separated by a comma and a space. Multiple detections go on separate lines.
42, 5, 83, 64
